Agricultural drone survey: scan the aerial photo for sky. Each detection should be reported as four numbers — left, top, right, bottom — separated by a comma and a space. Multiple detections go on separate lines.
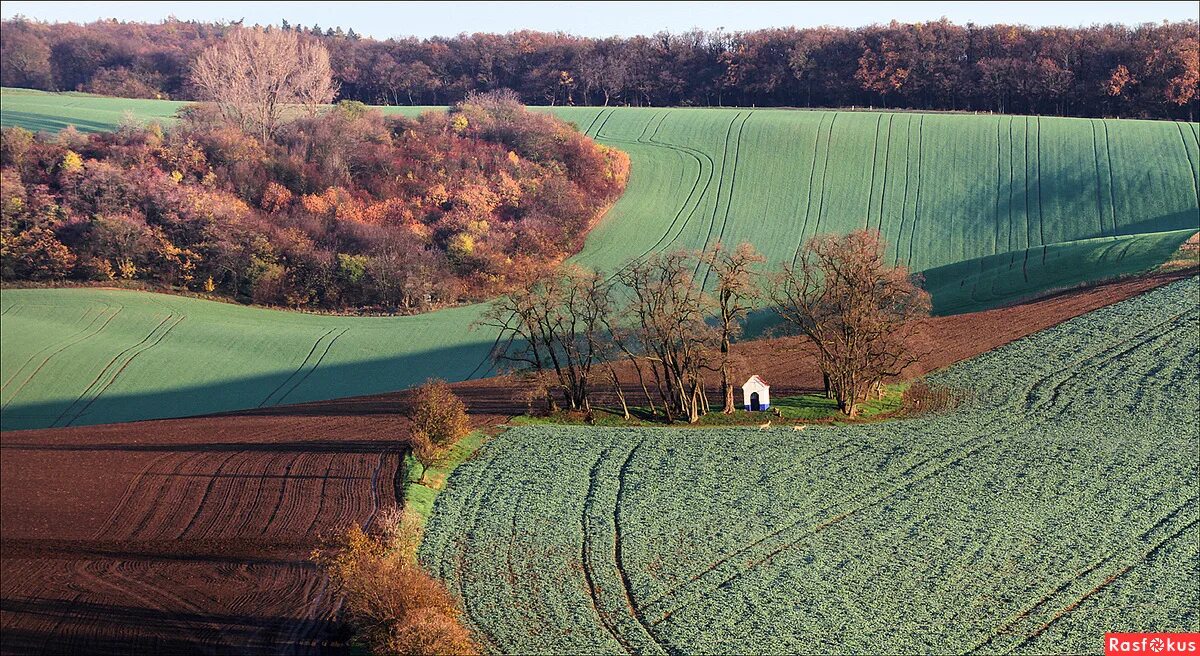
2, 1, 1196, 39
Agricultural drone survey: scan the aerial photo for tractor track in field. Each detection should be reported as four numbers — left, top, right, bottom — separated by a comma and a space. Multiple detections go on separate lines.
646, 113, 726, 258
875, 113, 895, 233
1, 305, 124, 409
47, 313, 178, 428
969, 498, 1198, 654
639, 422, 1019, 625
896, 115, 916, 267
595, 109, 719, 277
700, 109, 753, 281
1008, 516, 1198, 653
811, 112, 838, 246
1101, 119, 1118, 236
1022, 308, 1193, 413
1176, 121, 1200, 209
580, 444, 637, 654
1, 304, 99, 391
793, 112, 831, 268
579, 438, 668, 655
1090, 120, 1106, 237
61, 314, 186, 428
698, 111, 752, 285
907, 114, 925, 268
258, 329, 337, 408
865, 113, 883, 230
613, 437, 669, 655
275, 328, 349, 406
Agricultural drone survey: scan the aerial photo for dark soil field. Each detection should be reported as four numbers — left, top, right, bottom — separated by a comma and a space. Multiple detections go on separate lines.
0, 270, 1191, 654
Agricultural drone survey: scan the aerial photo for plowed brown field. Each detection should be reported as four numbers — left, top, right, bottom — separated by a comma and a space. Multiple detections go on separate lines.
0, 270, 1191, 654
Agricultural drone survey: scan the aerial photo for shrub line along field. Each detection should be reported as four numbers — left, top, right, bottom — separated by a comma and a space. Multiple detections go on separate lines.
0, 271, 1190, 653
2, 88, 1197, 429
420, 277, 1200, 654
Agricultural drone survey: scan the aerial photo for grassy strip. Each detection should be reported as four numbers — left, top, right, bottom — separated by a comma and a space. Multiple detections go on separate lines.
402, 430, 491, 527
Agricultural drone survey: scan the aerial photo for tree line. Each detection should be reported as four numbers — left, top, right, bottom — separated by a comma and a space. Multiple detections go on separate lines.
2, 17, 1197, 119
485, 232, 929, 421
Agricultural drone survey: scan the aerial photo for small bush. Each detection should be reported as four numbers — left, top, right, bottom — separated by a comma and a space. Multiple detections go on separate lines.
900, 380, 970, 416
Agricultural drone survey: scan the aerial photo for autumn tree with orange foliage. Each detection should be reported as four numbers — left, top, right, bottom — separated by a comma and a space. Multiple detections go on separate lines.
406, 380, 471, 484
771, 230, 930, 418
313, 517, 477, 656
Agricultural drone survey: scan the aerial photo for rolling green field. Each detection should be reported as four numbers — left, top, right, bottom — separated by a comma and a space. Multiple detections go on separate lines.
1, 89, 1197, 429
420, 277, 1200, 654
0, 289, 496, 430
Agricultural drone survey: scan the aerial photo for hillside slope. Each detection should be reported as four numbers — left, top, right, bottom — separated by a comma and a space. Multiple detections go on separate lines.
1, 89, 1197, 429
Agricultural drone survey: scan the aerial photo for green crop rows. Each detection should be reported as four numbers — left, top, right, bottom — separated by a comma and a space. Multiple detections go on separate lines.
1, 89, 1197, 429
421, 277, 1200, 654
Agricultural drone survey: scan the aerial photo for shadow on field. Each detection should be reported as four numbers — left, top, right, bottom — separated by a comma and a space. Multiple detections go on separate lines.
0, 110, 116, 133
0, 597, 343, 656
0, 337, 505, 431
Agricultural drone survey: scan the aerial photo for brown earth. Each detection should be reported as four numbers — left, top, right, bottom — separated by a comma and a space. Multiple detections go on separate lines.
0, 268, 1193, 654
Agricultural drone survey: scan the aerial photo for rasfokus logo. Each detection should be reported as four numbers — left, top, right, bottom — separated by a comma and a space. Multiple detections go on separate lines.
1106, 633, 1200, 655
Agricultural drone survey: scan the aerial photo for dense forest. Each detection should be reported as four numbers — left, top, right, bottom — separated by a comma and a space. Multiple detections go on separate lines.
1, 17, 1196, 119
0, 94, 629, 310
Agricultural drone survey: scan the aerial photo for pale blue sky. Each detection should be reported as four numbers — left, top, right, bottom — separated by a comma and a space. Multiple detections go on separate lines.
3, 1, 1196, 39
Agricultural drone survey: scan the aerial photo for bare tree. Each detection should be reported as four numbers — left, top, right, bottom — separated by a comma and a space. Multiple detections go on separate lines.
190, 27, 338, 140
616, 250, 716, 423
480, 265, 613, 412
702, 242, 765, 413
771, 230, 930, 417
